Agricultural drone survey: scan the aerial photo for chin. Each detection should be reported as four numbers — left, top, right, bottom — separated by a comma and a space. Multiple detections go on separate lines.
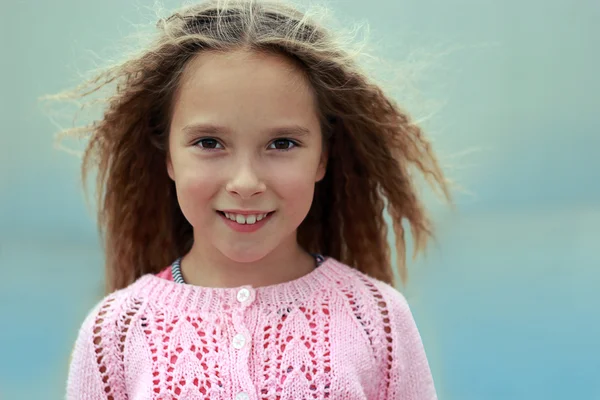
218, 244, 272, 264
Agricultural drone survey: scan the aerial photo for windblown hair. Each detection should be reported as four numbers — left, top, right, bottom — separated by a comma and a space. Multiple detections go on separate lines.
51, 0, 450, 294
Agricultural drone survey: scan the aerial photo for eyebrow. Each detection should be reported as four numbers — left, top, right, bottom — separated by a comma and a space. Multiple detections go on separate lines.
181, 123, 311, 137
181, 123, 230, 136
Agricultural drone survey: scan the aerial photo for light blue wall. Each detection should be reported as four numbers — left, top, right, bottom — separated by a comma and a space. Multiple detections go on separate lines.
1, 0, 598, 399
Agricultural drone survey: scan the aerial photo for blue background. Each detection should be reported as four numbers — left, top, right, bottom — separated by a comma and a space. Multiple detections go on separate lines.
1, 0, 598, 398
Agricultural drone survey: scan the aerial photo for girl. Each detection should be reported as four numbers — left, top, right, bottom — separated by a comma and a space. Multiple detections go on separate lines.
62, 0, 450, 399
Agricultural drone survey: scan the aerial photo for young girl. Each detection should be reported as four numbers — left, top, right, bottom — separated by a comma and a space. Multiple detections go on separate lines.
62, 0, 450, 399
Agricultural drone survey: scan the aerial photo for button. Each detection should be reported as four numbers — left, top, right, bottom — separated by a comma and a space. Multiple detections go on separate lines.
232, 333, 247, 349
237, 288, 251, 303
235, 392, 250, 400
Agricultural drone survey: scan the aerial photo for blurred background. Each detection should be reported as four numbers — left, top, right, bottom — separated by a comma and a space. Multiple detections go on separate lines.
1, 0, 598, 399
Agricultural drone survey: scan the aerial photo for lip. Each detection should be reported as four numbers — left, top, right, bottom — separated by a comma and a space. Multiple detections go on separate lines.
217, 210, 274, 233
219, 209, 274, 215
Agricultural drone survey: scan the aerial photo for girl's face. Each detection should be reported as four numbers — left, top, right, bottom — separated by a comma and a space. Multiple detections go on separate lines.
167, 50, 327, 263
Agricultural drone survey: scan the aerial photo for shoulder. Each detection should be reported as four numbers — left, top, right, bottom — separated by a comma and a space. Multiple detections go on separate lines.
325, 259, 437, 397
69, 277, 155, 374
67, 279, 150, 397
324, 258, 416, 339
74, 275, 154, 344
326, 257, 410, 311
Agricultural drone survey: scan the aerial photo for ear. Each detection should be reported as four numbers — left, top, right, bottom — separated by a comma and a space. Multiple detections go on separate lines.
315, 147, 328, 182
166, 152, 175, 181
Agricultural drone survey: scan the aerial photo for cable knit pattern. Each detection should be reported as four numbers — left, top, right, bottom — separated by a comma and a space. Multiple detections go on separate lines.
67, 258, 437, 399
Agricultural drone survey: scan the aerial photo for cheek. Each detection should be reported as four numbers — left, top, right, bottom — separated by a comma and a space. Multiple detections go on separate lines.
269, 163, 317, 212
172, 162, 220, 222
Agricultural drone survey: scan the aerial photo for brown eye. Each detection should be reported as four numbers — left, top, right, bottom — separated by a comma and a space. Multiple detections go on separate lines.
269, 139, 297, 150
196, 138, 223, 149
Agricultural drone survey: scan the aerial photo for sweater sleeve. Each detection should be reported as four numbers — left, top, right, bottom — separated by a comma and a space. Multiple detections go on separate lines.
66, 302, 108, 400
376, 282, 438, 400
66, 295, 126, 400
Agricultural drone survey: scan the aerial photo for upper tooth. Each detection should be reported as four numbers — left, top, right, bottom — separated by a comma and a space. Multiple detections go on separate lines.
224, 212, 270, 224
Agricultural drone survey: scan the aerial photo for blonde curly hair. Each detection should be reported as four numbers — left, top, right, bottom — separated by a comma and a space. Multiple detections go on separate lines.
49, 0, 450, 294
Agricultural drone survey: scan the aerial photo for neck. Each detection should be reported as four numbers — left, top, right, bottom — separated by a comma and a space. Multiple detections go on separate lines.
180, 236, 316, 289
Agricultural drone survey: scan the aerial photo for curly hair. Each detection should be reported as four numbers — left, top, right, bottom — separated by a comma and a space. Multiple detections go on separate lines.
49, 0, 450, 294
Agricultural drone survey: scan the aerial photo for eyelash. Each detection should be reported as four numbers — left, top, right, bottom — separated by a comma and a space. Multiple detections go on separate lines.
194, 138, 223, 151
194, 138, 299, 151
268, 138, 298, 151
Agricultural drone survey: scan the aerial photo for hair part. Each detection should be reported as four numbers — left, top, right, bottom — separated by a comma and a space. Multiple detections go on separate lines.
47, 0, 451, 294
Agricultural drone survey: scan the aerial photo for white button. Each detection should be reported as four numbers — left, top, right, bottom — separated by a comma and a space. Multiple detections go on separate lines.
235, 392, 250, 400
237, 288, 251, 303
232, 333, 247, 349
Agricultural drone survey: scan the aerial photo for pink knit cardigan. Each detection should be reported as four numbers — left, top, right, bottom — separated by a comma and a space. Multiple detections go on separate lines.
67, 258, 437, 399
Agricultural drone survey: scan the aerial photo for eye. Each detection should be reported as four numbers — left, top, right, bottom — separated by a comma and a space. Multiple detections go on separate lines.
268, 139, 297, 151
195, 138, 223, 150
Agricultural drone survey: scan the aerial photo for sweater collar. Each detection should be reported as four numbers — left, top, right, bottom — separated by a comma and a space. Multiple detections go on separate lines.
130, 257, 343, 314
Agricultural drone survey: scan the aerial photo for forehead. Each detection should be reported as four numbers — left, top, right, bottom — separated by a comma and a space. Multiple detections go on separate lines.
170, 49, 320, 131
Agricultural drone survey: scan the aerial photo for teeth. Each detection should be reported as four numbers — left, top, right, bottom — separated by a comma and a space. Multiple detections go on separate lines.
223, 212, 269, 225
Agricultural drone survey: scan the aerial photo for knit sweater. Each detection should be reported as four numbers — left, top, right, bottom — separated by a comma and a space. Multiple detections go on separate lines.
66, 257, 437, 400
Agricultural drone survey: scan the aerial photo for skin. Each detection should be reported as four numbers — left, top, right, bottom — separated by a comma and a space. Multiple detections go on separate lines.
167, 49, 328, 289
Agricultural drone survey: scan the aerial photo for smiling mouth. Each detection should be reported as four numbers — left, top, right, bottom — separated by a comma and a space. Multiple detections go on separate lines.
217, 210, 275, 225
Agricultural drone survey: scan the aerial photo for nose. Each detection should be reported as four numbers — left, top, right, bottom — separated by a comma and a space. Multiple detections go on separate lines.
225, 158, 266, 199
